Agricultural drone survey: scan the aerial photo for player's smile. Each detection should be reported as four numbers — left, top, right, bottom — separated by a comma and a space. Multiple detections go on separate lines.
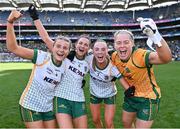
52, 39, 70, 63
56, 51, 65, 59
117, 48, 132, 61
55, 46, 69, 62
96, 54, 105, 63
119, 50, 127, 56
114, 33, 134, 61
75, 38, 90, 59
76, 47, 87, 59
93, 41, 108, 64
78, 47, 85, 53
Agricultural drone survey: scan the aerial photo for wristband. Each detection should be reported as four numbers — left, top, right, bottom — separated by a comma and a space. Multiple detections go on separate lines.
149, 31, 162, 47
7, 20, 13, 24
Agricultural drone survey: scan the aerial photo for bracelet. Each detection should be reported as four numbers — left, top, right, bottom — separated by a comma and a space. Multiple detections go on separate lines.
7, 20, 13, 24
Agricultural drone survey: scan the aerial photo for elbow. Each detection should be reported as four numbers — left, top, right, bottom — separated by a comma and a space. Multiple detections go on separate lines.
7, 47, 15, 53
167, 54, 172, 63
166, 51, 173, 63
6, 43, 12, 52
163, 53, 172, 64
6, 42, 18, 53
164, 58, 172, 64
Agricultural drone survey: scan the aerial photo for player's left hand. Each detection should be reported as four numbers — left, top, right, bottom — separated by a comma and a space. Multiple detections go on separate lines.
81, 79, 86, 88
139, 18, 157, 36
111, 77, 117, 82
124, 86, 135, 97
138, 17, 163, 48
67, 50, 76, 61
28, 4, 39, 21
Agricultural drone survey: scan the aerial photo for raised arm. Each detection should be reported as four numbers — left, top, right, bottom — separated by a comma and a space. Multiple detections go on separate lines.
139, 18, 172, 65
149, 39, 172, 65
34, 19, 54, 51
6, 10, 34, 60
28, 4, 54, 51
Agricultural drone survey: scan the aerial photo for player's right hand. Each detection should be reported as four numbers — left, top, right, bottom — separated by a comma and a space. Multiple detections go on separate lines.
28, 4, 39, 21
7, 10, 22, 23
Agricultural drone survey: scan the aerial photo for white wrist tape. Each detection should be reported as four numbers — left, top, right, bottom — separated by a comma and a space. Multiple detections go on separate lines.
149, 31, 162, 47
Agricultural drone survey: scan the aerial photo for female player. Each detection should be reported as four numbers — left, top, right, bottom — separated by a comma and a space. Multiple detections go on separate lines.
6, 10, 71, 128
112, 20, 171, 128
28, 5, 90, 128
28, 5, 134, 128
87, 40, 134, 128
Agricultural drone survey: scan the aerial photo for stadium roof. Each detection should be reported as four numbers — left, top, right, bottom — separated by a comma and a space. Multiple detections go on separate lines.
0, 0, 179, 12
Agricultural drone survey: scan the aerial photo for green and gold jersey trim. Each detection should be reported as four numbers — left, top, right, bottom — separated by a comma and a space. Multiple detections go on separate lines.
32, 49, 38, 64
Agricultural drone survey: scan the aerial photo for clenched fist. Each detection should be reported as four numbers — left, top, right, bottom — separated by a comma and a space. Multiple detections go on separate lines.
137, 17, 163, 48
7, 10, 22, 23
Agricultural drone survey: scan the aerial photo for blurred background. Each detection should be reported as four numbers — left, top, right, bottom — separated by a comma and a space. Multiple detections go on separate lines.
0, 0, 180, 128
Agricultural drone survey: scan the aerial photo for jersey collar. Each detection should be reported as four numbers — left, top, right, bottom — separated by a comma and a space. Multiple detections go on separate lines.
51, 55, 62, 67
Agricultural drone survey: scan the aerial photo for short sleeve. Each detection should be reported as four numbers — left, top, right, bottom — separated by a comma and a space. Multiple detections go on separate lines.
111, 65, 122, 79
145, 50, 152, 68
32, 49, 48, 65
132, 49, 150, 68
32, 49, 38, 64
85, 54, 93, 64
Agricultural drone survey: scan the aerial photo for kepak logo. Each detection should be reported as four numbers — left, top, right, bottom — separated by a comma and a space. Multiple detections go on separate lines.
43, 76, 59, 85
69, 65, 85, 77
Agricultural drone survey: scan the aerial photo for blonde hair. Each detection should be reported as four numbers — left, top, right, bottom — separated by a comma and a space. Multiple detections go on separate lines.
54, 35, 72, 50
92, 39, 110, 71
114, 30, 134, 43
93, 39, 107, 48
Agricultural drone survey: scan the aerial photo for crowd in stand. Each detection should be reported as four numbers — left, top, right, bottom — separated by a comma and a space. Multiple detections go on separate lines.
168, 40, 180, 61
0, 3, 179, 62
0, 42, 47, 62
0, 40, 179, 62
0, 3, 179, 25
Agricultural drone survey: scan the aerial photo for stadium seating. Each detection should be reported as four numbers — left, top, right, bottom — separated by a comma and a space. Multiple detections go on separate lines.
0, 3, 180, 62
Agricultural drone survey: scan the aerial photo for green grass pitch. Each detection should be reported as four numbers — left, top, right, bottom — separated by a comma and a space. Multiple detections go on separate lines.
0, 62, 180, 128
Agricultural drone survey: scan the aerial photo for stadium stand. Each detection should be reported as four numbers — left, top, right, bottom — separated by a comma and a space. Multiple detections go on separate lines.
0, 2, 180, 62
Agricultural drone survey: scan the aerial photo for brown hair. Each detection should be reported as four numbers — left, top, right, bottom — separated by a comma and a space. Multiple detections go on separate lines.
76, 34, 91, 46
